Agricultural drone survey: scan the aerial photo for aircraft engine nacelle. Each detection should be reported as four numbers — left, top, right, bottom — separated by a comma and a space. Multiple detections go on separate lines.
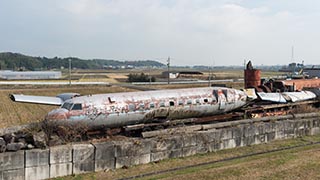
56, 93, 81, 102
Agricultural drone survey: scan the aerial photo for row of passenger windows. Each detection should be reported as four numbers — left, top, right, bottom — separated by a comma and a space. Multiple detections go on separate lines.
62, 98, 213, 112
128, 98, 213, 111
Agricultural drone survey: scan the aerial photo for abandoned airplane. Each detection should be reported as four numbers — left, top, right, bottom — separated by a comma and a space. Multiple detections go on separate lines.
10, 87, 248, 128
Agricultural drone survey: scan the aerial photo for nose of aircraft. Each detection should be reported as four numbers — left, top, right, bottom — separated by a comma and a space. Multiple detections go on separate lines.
45, 108, 69, 121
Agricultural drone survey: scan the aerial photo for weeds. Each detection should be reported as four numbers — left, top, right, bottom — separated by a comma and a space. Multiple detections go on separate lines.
291, 105, 319, 114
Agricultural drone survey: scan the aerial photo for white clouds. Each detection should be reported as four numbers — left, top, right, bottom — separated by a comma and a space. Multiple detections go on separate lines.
1, 0, 320, 65
200, 4, 262, 36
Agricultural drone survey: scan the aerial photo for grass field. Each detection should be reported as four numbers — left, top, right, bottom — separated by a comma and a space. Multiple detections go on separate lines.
203, 69, 283, 80
69, 69, 284, 83
0, 85, 134, 128
146, 81, 245, 90
55, 135, 320, 180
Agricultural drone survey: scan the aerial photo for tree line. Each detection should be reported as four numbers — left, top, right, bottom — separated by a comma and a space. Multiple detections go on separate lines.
0, 52, 165, 70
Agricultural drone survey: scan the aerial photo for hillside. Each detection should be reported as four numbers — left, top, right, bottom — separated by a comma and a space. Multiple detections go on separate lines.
0, 52, 165, 70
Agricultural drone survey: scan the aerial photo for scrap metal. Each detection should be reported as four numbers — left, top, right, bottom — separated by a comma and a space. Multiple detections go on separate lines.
257, 91, 316, 103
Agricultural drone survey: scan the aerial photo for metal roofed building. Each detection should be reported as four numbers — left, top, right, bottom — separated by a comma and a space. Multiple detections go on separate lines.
304, 68, 320, 78
162, 71, 204, 79
0, 71, 62, 80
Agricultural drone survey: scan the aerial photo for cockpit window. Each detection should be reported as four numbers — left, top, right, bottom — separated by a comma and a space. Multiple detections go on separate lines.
61, 103, 73, 110
72, 103, 82, 110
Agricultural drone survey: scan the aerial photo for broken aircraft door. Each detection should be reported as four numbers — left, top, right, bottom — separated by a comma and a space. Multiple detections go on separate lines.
219, 99, 226, 110
213, 90, 226, 110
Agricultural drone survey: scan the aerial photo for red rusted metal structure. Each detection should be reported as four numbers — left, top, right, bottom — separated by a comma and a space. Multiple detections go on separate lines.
244, 69, 261, 88
244, 61, 261, 89
274, 79, 320, 92
244, 61, 320, 93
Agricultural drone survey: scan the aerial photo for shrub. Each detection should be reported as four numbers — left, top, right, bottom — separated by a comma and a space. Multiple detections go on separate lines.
127, 73, 155, 82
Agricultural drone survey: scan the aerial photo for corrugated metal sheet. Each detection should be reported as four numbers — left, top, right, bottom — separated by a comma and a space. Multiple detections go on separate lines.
282, 91, 316, 102
257, 92, 287, 103
257, 91, 316, 103
307, 88, 320, 100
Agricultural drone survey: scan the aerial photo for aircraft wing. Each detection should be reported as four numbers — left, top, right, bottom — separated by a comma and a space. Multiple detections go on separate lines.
257, 92, 287, 103
9, 94, 63, 105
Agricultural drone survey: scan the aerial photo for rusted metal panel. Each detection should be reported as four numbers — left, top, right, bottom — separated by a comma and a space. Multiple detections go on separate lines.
244, 69, 261, 88
9, 94, 63, 105
282, 91, 316, 102
278, 79, 320, 91
257, 92, 286, 103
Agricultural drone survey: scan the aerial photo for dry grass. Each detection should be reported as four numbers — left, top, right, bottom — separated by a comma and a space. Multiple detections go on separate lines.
68, 69, 282, 87
155, 145, 320, 180
55, 135, 320, 180
0, 85, 134, 128
144, 81, 244, 90
209, 70, 244, 79
291, 105, 319, 114
202, 69, 283, 80
106, 73, 130, 79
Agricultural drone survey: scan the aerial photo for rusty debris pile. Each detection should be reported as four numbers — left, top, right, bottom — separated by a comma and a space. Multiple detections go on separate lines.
0, 121, 120, 153
0, 123, 47, 152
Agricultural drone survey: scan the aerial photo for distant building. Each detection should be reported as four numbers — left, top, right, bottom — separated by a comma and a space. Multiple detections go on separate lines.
162, 71, 204, 79
279, 62, 304, 73
0, 71, 62, 80
304, 68, 320, 78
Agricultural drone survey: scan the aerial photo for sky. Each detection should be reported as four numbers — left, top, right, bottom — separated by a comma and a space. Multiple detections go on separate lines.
0, 0, 320, 66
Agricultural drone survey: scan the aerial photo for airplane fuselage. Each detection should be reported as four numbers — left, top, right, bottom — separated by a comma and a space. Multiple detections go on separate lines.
45, 87, 248, 128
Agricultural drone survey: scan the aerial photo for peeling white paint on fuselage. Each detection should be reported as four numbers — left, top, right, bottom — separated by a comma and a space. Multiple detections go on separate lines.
45, 87, 248, 128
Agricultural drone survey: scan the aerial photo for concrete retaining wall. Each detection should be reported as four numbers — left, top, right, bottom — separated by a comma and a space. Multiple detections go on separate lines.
1, 117, 320, 180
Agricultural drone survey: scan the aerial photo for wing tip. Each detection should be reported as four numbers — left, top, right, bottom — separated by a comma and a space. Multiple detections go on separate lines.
9, 94, 16, 102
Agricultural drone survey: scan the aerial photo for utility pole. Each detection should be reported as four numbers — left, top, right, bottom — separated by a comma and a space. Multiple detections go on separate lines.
208, 59, 214, 87
69, 58, 71, 86
208, 66, 211, 87
167, 56, 170, 84
149, 66, 152, 85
